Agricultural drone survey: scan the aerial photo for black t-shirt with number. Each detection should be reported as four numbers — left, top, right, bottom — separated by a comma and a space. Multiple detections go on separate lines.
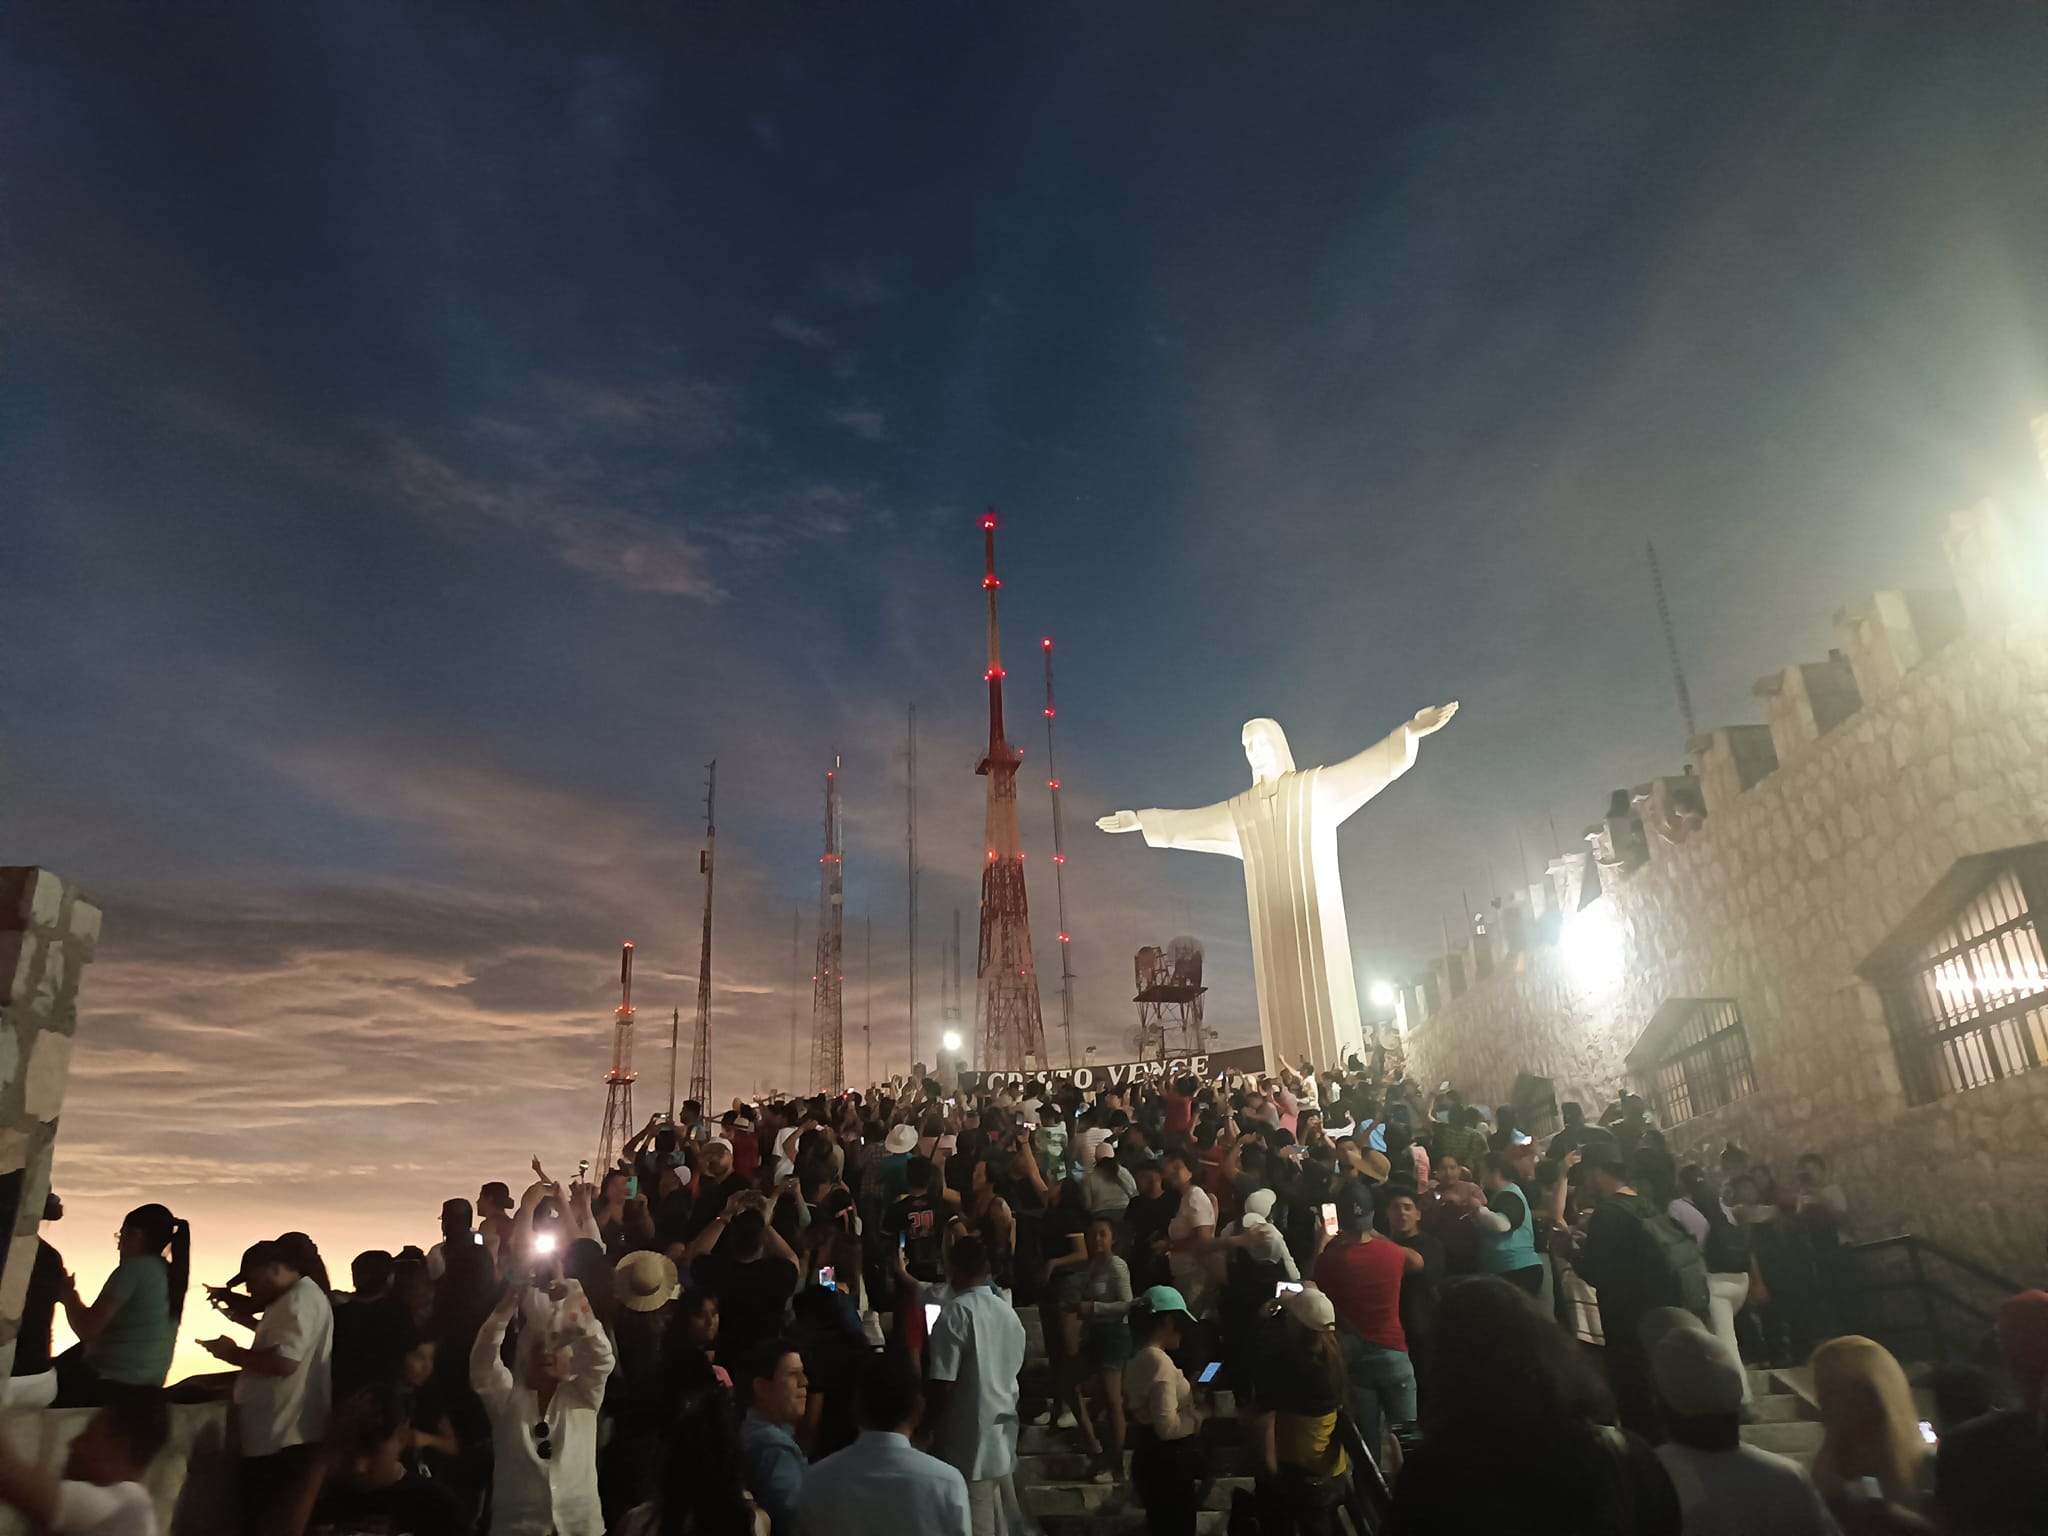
884, 1193, 947, 1284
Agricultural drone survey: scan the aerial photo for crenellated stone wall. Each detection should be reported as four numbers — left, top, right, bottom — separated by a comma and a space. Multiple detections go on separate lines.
0, 868, 101, 1373
1405, 501, 2048, 1283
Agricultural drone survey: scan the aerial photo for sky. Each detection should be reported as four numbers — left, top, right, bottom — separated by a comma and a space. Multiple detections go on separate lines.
4, 3, 2047, 1376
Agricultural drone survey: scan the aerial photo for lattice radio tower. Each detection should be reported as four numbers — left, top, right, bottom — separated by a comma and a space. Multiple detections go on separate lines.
685, 761, 716, 1111
809, 752, 846, 1093
597, 940, 637, 1171
1041, 636, 1080, 1068
973, 511, 1047, 1072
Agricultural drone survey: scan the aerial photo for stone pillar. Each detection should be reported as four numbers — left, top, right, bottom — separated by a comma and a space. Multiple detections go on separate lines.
1686, 726, 1779, 816
1832, 590, 1966, 702
0, 868, 101, 1374
1944, 499, 2036, 630
1754, 652, 1864, 763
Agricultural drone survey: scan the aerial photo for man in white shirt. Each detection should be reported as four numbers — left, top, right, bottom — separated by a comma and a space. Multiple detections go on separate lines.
470, 1275, 614, 1536
1652, 1317, 1837, 1536
198, 1239, 334, 1536
926, 1237, 1027, 1536
0, 1388, 169, 1536
796, 1348, 970, 1536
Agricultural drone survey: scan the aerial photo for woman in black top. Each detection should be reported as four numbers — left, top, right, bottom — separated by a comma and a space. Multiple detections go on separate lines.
1388, 1277, 1679, 1536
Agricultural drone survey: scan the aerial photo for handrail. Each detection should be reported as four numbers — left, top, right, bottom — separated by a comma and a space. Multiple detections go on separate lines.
1844, 1233, 2024, 1298
1838, 1232, 2025, 1366
1335, 1410, 1393, 1534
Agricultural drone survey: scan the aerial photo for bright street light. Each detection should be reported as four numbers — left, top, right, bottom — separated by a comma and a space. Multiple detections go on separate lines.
941, 1029, 963, 1053
1368, 979, 1397, 1009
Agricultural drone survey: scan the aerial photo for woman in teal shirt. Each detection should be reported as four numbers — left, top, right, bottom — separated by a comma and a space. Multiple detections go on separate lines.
56, 1203, 189, 1404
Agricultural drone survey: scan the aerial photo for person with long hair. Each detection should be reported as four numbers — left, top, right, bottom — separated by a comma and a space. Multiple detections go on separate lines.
1075, 1215, 1134, 1482
1387, 1276, 1679, 1535
1249, 1288, 1351, 1536
55, 1203, 189, 1404
1809, 1335, 1932, 1523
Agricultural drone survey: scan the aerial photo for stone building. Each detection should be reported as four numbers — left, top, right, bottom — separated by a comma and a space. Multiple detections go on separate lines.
1399, 487, 2048, 1283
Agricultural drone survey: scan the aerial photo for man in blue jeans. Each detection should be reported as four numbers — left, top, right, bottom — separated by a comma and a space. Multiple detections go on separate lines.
1310, 1182, 1425, 1458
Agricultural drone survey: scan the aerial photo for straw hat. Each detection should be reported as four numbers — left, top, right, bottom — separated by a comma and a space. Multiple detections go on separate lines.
613, 1250, 679, 1313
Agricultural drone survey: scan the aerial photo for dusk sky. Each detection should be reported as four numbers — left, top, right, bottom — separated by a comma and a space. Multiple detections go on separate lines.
5, 4, 2047, 1369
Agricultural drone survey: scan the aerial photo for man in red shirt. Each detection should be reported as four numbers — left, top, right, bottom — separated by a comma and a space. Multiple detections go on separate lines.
1162, 1075, 1197, 1138
1311, 1182, 1424, 1456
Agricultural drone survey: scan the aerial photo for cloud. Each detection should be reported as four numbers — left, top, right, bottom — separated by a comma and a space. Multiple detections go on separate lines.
388, 439, 724, 598
811, 261, 899, 309
535, 376, 729, 446
770, 314, 832, 350
831, 408, 886, 441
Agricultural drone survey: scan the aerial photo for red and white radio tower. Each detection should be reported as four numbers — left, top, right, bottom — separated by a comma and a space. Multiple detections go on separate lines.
597, 940, 637, 1171
973, 512, 1048, 1073
1042, 636, 1080, 1069
809, 752, 845, 1093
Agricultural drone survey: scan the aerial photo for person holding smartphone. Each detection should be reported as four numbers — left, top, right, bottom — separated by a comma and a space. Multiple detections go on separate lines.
1124, 1288, 1205, 1536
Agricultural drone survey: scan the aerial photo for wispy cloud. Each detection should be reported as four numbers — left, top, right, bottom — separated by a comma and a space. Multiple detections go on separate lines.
770, 314, 832, 350
536, 376, 729, 445
388, 439, 724, 598
831, 407, 886, 441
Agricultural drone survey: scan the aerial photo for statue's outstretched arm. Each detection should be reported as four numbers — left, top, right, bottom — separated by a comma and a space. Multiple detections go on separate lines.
1097, 800, 1242, 859
1320, 701, 1459, 820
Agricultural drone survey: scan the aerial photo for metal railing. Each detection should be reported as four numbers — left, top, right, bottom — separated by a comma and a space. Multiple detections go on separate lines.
1334, 1412, 1393, 1535
1836, 1233, 2026, 1367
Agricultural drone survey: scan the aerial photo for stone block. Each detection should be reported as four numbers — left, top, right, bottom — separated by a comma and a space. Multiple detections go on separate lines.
0, 933, 33, 1008
23, 1032, 73, 1122
66, 900, 102, 959
0, 869, 64, 934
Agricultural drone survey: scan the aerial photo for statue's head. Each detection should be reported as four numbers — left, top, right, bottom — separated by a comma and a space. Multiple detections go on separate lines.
1240, 718, 1296, 785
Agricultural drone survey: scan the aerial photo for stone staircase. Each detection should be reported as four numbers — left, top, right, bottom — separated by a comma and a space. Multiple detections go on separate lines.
1014, 1305, 1251, 1535
1010, 1308, 1836, 1531
1739, 1367, 1825, 1467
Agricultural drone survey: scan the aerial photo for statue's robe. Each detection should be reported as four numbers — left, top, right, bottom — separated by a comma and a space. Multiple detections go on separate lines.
1134, 725, 1418, 1073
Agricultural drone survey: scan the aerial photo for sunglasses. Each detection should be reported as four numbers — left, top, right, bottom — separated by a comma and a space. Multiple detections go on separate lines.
531, 1420, 553, 1461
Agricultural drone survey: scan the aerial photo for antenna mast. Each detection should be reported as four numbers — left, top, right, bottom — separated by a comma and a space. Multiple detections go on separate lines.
685, 761, 716, 1111
973, 510, 1048, 1072
1042, 636, 1080, 1068
597, 941, 637, 1171
787, 909, 800, 1096
864, 915, 873, 1088
809, 752, 846, 1092
906, 704, 919, 1071
1645, 539, 1698, 740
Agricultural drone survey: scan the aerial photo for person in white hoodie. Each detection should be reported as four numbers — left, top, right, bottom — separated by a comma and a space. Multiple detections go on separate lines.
471, 1273, 616, 1536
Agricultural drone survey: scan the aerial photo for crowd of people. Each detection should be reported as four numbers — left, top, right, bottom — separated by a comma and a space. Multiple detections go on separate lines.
3, 1058, 2046, 1536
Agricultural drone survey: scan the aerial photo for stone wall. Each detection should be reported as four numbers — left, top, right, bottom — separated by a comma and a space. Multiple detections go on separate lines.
0, 869, 100, 1373
1404, 504, 2048, 1284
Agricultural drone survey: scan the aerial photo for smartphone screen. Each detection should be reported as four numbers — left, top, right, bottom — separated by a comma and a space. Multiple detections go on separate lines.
1197, 1361, 1222, 1384
625, 1176, 640, 1199
924, 1302, 941, 1332
472, 1232, 485, 1246
1321, 1203, 1338, 1237
1275, 1280, 1304, 1297
817, 1265, 836, 1289
898, 1232, 907, 1252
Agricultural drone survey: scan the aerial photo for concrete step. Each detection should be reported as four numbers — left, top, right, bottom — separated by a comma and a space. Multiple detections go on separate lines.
1018, 1447, 1252, 1481
1037, 1513, 1228, 1536
1744, 1393, 1807, 1424
1741, 1420, 1826, 1464
1022, 1475, 1255, 1517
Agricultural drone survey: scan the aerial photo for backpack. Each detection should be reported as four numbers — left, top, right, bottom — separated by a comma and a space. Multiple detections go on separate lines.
1621, 1193, 1711, 1320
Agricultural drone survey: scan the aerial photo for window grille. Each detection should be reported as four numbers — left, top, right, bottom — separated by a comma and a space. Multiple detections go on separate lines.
1886, 866, 2048, 1103
1643, 1000, 1756, 1126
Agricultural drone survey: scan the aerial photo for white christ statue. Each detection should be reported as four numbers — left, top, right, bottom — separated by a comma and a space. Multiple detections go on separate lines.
1098, 702, 1459, 1074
